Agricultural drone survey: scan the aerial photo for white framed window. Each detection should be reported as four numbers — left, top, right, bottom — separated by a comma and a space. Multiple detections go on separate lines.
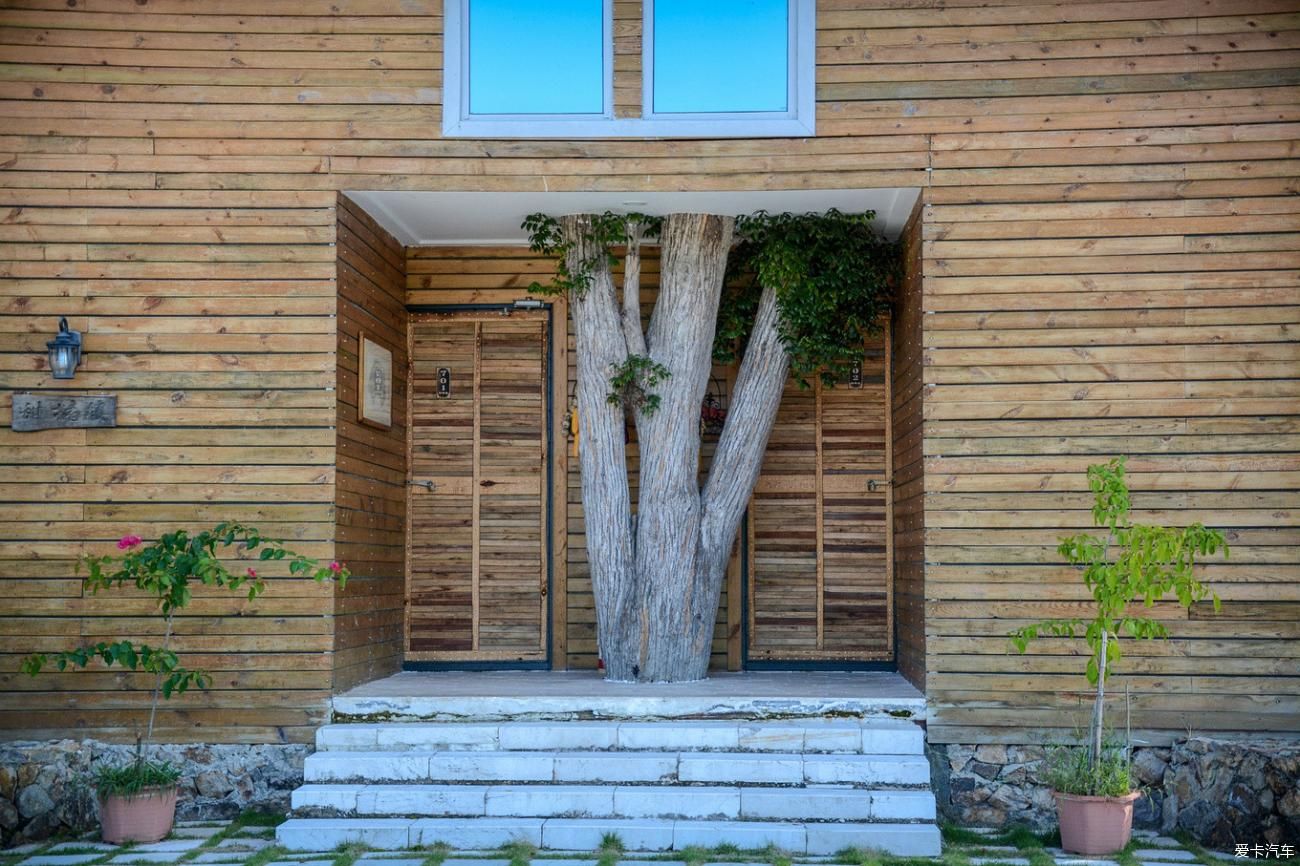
442, 0, 815, 139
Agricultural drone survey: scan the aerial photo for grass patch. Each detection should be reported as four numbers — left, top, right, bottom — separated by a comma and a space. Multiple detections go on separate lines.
331, 841, 371, 866
420, 841, 451, 866
712, 843, 743, 858
759, 843, 792, 866
238, 845, 290, 866
678, 845, 710, 866
499, 839, 536, 866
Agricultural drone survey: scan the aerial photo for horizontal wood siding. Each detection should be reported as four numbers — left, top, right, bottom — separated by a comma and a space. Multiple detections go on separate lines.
334, 195, 406, 692
0, 0, 1294, 741
892, 204, 926, 691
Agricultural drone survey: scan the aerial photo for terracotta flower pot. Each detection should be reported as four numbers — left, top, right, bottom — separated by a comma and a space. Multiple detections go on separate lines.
98, 785, 178, 844
1054, 789, 1141, 855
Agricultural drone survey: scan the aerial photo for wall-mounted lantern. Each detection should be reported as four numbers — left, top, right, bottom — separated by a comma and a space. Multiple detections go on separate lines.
46, 317, 82, 379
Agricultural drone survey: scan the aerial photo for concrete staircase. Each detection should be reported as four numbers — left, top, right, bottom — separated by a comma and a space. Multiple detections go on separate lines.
276, 717, 941, 855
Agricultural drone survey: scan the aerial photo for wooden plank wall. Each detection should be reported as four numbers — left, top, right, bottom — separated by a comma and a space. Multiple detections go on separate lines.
891, 203, 926, 690
0, 0, 1295, 742
334, 195, 406, 692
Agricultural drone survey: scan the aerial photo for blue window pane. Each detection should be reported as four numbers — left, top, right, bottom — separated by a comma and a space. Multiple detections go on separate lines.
468, 0, 604, 115
653, 0, 788, 114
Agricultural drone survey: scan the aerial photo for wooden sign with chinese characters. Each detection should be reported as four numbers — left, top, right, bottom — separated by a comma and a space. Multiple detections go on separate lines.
12, 394, 116, 432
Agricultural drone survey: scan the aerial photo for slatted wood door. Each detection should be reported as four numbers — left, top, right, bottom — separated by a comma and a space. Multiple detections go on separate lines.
406, 311, 550, 665
746, 334, 893, 664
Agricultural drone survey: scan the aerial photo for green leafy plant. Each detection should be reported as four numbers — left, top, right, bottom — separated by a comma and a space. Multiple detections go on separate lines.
1010, 457, 1228, 782
1040, 739, 1133, 798
607, 353, 672, 416
720, 209, 898, 387
523, 211, 660, 299
22, 521, 349, 795
94, 760, 183, 798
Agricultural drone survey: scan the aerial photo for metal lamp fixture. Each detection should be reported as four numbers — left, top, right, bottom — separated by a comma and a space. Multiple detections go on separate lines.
46, 317, 82, 379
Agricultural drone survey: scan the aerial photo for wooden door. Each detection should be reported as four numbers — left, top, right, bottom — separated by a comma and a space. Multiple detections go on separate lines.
745, 335, 893, 664
406, 311, 550, 665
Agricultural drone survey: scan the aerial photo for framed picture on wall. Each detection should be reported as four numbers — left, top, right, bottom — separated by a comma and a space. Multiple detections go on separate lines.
358, 333, 393, 429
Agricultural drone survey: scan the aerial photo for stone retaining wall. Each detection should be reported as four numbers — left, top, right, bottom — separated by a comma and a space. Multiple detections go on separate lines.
929, 737, 1300, 848
0, 740, 308, 846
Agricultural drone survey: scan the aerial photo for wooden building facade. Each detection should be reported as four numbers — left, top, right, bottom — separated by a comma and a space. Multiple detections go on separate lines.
0, 0, 1297, 748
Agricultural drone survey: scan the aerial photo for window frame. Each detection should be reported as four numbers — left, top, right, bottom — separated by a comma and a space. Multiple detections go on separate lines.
442, 0, 815, 139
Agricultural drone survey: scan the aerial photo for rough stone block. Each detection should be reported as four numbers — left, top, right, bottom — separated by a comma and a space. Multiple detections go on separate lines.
291, 784, 361, 813
670, 820, 805, 852
410, 818, 543, 847
375, 725, 500, 752
799, 721, 864, 753
540, 819, 674, 851
315, 726, 381, 751
617, 722, 739, 751
485, 785, 613, 818
736, 724, 805, 752
306, 753, 429, 783
802, 754, 929, 786
739, 787, 870, 821
276, 818, 413, 851
678, 753, 802, 785
614, 786, 740, 819
553, 752, 676, 783
804, 823, 942, 857
870, 789, 937, 821
861, 723, 925, 755
358, 785, 487, 816
430, 752, 554, 782
499, 723, 618, 752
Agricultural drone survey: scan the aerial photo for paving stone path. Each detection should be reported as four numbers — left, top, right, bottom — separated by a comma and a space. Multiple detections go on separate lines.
2, 818, 1237, 866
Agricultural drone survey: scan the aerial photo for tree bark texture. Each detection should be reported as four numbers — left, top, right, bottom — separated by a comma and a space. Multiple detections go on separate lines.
562, 213, 791, 682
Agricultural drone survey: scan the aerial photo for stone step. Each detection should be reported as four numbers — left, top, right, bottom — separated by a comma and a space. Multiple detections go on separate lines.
291, 783, 937, 822
275, 816, 942, 856
315, 719, 924, 755
303, 750, 931, 787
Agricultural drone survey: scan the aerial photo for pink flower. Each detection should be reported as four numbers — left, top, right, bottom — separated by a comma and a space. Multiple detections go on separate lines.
329, 561, 344, 574
246, 567, 257, 578
117, 535, 142, 550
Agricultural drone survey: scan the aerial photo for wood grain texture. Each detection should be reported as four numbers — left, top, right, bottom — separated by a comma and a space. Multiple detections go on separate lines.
334, 195, 406, 692
0, 0, 1294, 740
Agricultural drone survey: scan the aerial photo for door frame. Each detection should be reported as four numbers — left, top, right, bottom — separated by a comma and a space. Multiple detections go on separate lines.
403, 303, 561, 671
741, 325, 897, 672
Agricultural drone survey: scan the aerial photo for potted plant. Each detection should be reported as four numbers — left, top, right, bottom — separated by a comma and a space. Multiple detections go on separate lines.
1011, 457, 1227, 855
22, 522, 348, 844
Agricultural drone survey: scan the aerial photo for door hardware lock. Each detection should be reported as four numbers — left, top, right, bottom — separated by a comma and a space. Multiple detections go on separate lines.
410, 480, 436, 492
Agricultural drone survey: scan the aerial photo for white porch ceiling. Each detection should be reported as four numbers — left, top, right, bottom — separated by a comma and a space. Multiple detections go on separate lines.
344, 189, 921, 247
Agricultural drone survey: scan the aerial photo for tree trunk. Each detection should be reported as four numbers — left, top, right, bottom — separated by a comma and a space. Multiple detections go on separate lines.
1090, 629, 1108, 772
562, 215, 639, 679
563, 213, 791, 683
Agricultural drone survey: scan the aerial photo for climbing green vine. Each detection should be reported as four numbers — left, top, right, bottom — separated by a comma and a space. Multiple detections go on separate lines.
522, 208, 898, 405
720, 209, 899, 387
522, 212, 661, 298
608, 354, 672, 416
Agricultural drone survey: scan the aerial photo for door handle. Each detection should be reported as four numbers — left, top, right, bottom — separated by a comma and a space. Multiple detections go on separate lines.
409, 480, 436, 492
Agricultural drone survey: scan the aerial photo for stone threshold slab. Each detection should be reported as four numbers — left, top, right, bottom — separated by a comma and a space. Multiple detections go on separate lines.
333, 671, 925, 722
